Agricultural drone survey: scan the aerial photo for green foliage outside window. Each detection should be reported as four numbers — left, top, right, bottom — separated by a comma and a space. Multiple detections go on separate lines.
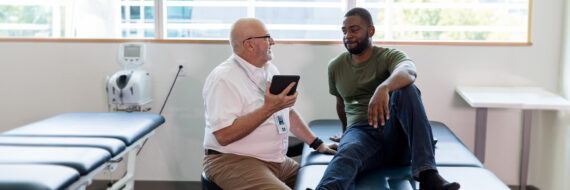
0, 5, 54, 37
369, 0, 528, 41
0, 6, 50, 24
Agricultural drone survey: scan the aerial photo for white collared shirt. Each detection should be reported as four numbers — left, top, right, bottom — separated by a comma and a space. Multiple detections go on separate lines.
202, 54, 290, 163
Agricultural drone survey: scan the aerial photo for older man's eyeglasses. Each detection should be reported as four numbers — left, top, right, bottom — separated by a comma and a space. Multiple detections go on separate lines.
243, 35, 271, 44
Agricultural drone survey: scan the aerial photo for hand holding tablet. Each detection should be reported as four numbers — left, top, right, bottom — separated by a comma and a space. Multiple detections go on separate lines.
269, 75, 300, 96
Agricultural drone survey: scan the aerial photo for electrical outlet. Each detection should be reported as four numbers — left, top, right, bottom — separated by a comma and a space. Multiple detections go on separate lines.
178, 65, 187, 77
176, 59, 187, 77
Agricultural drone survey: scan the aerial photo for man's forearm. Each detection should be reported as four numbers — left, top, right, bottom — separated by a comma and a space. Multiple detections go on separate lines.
335, 96, 347, 131
214, 105, 274, 146
289, 109, 317, 144
380, 61, 417, 92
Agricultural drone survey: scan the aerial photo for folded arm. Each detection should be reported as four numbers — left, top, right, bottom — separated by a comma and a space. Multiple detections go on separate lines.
368, 60, 417, 128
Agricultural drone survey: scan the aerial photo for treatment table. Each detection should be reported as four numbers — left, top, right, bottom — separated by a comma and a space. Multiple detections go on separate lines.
293, 120, 509, 190
0, 112, 165, 190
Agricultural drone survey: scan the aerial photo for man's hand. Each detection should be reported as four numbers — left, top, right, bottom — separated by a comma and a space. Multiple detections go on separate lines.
316, 143, 338, 154
368, 84, 390, 128
329, 133, 342, 143
264, 81, 298, 113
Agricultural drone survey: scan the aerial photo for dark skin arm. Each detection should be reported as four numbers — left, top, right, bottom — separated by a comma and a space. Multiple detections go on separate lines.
336, 96, 347, 132
368, 60, 417, 128
330, 96, 347, 142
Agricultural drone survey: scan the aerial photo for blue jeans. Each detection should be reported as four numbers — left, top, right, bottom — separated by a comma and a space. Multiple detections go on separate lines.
316, 84, 436, 190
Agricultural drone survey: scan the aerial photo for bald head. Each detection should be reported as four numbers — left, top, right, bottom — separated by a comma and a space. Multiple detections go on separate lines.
230, 18, 268, 53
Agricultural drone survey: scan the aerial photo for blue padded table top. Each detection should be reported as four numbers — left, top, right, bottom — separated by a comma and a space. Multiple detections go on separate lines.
0, 164, 79, 190
300, 120, 343, 167
430, 121, 464, 143
430, 121, 483, 167
0, 146, 110, 175
307, 119, 342, 144
294, 164, 415, 190
3, 112, 165, 145
427, 167, 509, 190
295, 165, 510, 190
301, 120, 483, 168
0, 136, 126, 157
435, 142, 482, 168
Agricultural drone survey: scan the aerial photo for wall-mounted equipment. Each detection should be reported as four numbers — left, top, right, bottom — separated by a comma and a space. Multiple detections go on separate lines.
106, 43, 152, 112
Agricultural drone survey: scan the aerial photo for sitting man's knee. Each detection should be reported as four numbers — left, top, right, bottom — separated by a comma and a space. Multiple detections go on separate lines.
397, 84, 418, 93
392, 84, 421, 99
339, 141, 361, 150
338, 141, 368, 157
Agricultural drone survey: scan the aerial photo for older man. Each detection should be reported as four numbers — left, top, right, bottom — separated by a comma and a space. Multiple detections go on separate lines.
202, 18, 337, 190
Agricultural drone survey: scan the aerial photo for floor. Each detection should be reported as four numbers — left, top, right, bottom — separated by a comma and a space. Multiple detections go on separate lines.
87, 180, 201, 190
87, 180, 540, 190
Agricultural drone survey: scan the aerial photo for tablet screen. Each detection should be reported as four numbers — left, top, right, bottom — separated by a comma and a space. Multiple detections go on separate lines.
270, 75, 300, 96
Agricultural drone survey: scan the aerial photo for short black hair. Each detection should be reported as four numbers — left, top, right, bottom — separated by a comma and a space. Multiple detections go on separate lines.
345, 7, 373, 26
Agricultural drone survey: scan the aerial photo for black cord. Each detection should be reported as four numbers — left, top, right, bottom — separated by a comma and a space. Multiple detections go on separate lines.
137, 65, 183, 156
160, 65, 184, 115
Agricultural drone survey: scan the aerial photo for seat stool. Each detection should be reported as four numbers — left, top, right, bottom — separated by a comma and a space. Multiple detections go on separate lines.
201, 172, 222, 190
287, 136, 304, 157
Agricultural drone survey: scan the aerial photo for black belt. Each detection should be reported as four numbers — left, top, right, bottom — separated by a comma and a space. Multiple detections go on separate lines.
205, 149, 222, 155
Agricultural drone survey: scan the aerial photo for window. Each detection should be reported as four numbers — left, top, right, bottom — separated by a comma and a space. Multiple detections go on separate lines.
164, 1, 247, 39
121, 0, 155, 39
0, 0, 155, 39
358, 0, 530, 42
164, 0, 345, 40
0, 0, 530, 43
0, 2, 65, 38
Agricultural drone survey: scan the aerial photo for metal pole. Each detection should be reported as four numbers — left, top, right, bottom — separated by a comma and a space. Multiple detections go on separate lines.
475, 108, 488, 163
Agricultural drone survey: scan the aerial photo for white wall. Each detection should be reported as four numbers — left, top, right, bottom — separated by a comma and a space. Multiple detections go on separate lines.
0, 0, 563, 187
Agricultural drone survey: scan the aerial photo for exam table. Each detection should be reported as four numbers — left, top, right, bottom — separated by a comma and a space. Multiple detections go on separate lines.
293, 120, 508, 190
0, 112, 165, 190
0, 164, 80, 190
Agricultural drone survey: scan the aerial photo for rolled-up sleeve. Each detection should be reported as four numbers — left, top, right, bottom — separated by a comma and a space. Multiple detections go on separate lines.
385, 48, 411, 73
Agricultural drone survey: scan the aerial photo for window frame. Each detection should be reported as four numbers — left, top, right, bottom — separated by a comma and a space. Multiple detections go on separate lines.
0, 0, 533, 46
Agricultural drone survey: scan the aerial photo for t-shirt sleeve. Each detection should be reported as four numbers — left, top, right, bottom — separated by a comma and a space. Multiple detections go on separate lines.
385, 48, 411, 73
203, 78, 243, 132
328, 61, 340, 97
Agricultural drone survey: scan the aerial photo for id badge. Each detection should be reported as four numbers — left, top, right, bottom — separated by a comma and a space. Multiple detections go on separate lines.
274, 111, 288, 134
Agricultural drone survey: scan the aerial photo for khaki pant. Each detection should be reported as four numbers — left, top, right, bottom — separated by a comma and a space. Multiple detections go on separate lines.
203, 153, 299, 190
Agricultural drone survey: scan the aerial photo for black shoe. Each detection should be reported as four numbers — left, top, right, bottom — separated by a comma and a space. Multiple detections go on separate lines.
419, 169, 460, 190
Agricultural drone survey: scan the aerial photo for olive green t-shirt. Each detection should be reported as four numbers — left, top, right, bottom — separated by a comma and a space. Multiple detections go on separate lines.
328, 46, 410, 127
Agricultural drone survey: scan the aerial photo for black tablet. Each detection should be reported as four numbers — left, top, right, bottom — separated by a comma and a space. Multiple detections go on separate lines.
269, 75, 300, 96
